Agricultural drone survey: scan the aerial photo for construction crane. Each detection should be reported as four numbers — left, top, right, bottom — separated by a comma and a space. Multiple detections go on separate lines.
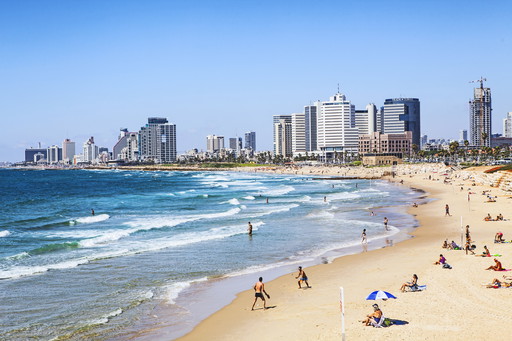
469, 77, 487, 147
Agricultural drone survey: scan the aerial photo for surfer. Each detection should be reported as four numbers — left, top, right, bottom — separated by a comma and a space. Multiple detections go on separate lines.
91, 209, 95, 216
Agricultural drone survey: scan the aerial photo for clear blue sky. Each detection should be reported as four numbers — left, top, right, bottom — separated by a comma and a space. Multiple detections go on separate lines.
1, 0, 512, 162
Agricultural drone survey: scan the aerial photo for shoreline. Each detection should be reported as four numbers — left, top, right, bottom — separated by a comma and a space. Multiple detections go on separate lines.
119, 175, 422, 341
174, 164, 512, 340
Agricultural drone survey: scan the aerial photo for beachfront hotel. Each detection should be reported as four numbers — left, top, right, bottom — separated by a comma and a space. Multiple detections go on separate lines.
503, 112, 512, 138
316, 92, 359, 157
469, 85, 492, 147
273, 116, 293, 157
291, 112, 306, 154
138, 117, 177, 163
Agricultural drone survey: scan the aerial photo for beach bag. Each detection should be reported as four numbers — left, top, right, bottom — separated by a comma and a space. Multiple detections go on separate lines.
383, 318, 393, 327
443, 263, 452, 269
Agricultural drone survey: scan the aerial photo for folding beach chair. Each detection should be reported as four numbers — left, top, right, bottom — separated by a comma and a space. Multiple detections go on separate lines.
406, 284, 427, 292
371, 315, 386, 328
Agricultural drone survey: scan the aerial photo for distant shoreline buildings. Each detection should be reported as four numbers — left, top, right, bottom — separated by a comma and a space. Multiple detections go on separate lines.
273, 91, 418, 162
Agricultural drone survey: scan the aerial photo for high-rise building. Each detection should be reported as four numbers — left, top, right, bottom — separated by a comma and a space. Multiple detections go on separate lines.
206, 135, 225, 152
229, 137, 242, 150
62, 139, 75, 163
274, 117, 293, 157
355, 103, 377, 136
381, 98, 421, 146
139, 117, 177, 163
83, 136, 99, 163
304, 105, 318, 152
120, 132, 139, 161
113, 129, 129, 160
420, 134, 428, 147
273, 115, 292, 155
459, 129, 468, 142
244, 131, 256, 150
469, 85, 492, 147
291, 113, 306, 154
316, 92, 359, 155
47, 145, 62, 164
503, 112, 512, 138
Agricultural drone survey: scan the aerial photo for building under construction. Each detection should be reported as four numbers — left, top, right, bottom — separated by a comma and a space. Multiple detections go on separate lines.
469, 78, 492, 148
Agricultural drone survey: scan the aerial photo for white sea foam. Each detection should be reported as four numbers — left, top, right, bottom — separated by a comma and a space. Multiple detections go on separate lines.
0, 230, 10, 237
259, 185, 295, 196
251, 204, 299, 217
6, 252, 29, 260
165, 277, 208, 304
89, 308, 124, 325
72, 214, 110, 224
243, 196, 255, 200
225, 198, 240, 205
327, 192, 360, 201
306, 210, 335, 220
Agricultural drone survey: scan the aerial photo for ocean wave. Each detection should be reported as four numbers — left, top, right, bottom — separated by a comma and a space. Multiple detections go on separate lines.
326, 192, 360, 201
258, 185, 295, 196
243, 196, 255, 200
0, 230, 10, 237
88, 308, 123, 325
250, 204, 299, 217
28, 242, 80, 255
221, 198, 240, 205
306, 210, 335, 220
6, 252, 29, 260
165, 277, 208, 304
71, 214, 110, 225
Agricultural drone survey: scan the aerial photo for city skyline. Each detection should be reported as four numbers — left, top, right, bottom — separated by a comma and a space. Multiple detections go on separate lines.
2, 1, 512, 162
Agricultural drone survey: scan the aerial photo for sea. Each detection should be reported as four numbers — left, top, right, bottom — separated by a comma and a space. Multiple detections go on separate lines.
0, 168, 424, 340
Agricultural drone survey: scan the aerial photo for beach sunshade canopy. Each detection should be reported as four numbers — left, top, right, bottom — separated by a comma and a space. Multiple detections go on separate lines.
366, 290, 397, 300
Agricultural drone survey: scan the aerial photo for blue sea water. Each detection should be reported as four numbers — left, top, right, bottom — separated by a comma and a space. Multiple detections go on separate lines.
0, 168, 422, 340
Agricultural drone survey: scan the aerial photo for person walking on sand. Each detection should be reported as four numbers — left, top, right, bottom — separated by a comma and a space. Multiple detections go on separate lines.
383, 217, 389, 231
251, 277, 270, 310
445, 204, 451, 216
247, 222, 253, 236
361, 229, 367, 244
295, 266, 310, 289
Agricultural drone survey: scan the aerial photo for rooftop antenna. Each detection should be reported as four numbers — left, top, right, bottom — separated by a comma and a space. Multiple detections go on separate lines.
337, 83, 340, 93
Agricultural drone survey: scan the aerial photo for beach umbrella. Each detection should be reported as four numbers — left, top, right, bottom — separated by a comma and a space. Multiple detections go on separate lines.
366, 290, 397, 300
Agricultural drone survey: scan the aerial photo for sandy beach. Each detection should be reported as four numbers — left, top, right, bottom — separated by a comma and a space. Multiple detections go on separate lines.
177, 164, 512, 340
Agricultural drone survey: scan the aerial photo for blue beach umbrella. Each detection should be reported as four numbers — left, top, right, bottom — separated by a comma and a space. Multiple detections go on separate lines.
366, 290, 397, 300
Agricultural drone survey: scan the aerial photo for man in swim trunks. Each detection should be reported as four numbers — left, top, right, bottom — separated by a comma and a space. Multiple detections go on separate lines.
383, 217, 389, 231
247, 222, 253, 236
486, 258, 503, 271
295, 266, 310, 288
251, 277, 270, 310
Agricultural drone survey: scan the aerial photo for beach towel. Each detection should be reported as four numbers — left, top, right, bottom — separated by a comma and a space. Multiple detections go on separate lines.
499, 269, 512, 271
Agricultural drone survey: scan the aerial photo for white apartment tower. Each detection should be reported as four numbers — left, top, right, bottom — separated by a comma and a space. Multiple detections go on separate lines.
273, 117, 292, 157
291, 113, 306, 154
83, 137, 99, 163
139, 117, 177, 163
316, 92, 359, 155
273, 115, 292, 156
206, 135, 225, 153
504, 112, 512, 138
355, 103, 377, 135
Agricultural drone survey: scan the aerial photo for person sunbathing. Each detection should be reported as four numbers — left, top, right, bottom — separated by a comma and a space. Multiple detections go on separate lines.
495, 232, 505, 243
486, 278, 512, 288
450, 241, 460, 250
484, 214, 493, 221
434, 254, 446, 265
487, 197, 496, 203
485, 258, 503, 271
497, 213, 504, 221
400, 274, 418, 292
442, 240, 448, 249
362, 304, 383, 326
476, 245, 491, 257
